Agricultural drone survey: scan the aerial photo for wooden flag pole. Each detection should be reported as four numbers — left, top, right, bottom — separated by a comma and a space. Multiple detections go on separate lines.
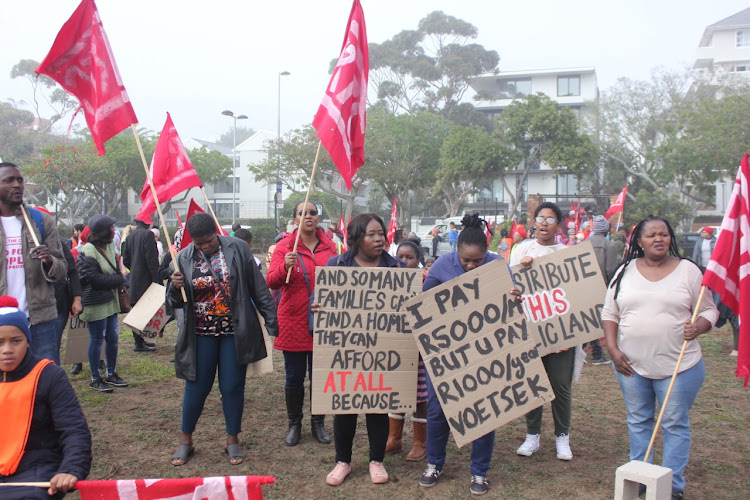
200, 187, 225, 235
20, 204, 41, 247
0, 482, 51, 488
643, 285, 707, 462
286, 141, 323, 283
130, 125, 187, 302
616, 211, 623, 232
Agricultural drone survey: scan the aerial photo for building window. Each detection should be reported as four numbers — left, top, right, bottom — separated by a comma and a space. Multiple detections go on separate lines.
213, 202, 236, 219
737, 30, 750, 47
733, 63, 750, 72
558, 75, 581, 97
214, 177, 239, 194
557, 174, 578, 196
496, 78, 531, 99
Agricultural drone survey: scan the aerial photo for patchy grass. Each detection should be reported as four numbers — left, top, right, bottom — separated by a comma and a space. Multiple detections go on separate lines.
60, 322, 748, 499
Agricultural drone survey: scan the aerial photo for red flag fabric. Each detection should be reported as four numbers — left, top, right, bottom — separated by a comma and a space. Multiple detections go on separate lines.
136, 113, 202, 223
179, 199, 228, 248
175, 210, 183, 229
605, 184, 629, 219
387, 197, 398, 244
702, 154, 750, 385
36, 0, 137, 155
312, 0, 368, 191
76, 475, 275, 499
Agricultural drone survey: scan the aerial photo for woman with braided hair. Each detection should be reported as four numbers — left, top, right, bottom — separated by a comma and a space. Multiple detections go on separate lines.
419, 213, 500, 496
601, 216, 718, 500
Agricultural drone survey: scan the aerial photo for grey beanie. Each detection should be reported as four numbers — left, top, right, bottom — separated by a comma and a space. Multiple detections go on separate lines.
592, 215, 610, 233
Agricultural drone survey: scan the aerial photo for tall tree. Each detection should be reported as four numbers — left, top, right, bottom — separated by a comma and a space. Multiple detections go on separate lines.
218, 126, 256, 149
10, 59, 78, 131
494, 93, 598, 220
367, 11, 499, 119
0, 101, 38, 164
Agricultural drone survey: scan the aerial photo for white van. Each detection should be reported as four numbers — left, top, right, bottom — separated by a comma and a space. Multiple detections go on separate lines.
421, 217, 464, 258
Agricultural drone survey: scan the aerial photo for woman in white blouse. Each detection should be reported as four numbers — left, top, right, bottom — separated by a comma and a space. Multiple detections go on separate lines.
602, 216, 718, 500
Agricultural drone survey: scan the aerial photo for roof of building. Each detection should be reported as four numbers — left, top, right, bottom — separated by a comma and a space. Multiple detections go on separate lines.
236, 130, 276, 152
184, 138, 232, 155
699, 7, 750, 46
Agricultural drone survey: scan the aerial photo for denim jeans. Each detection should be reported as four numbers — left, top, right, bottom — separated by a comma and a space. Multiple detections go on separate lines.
181, 334, 247, 436
87, 314, 119, 380
614, 359, 705, 492
30, 318, 60, 365
283, 350, 312, 389
425, 371, 495, 476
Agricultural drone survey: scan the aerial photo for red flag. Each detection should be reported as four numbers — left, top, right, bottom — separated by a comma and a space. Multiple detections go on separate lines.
312, 0, 368, 191
605, 184, 629, 219
135, 113, 202, 222
180, 199, 228, 248
76, 475, 275, 499
175, 210, 183, 229
36, 0, 137, 155
702, 154, 750, 385
387, 197, 398, 244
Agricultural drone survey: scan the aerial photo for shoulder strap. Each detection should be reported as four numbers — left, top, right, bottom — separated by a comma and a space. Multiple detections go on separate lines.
297, 254, 313, 296
94, 245, 121, 275
26, 207, 45, 242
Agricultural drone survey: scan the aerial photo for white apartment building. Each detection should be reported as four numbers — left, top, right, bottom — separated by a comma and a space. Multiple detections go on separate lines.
467, 67, 598, 213
694, 7, 750, 75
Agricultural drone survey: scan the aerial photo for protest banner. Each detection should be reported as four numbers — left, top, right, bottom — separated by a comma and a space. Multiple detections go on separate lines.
63, 316, 103, 364
510, 240, 607, 357
247, 312, 273, 376
403, 259, 554, 448
123, 283, 167, 338
311, 267, 422, 415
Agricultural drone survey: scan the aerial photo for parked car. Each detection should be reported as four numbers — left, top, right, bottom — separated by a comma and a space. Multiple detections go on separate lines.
421, 217, 464, 258
676, 232, 701, 258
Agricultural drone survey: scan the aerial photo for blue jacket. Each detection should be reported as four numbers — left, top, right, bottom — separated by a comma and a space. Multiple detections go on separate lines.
423, 251, 501, 292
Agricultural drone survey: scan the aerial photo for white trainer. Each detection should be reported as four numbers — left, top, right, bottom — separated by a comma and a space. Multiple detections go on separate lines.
556, 433, 573, 460
516, 433, 540, 456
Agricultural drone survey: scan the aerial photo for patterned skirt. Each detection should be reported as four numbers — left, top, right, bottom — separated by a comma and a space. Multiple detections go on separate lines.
416, 356, 428, 403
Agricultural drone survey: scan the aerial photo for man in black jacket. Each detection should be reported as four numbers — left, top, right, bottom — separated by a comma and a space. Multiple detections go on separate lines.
121, 217, 158, 352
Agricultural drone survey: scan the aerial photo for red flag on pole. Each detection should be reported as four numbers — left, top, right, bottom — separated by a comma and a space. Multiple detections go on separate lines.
76, 475, 275, 499
312, 0, 368, 191
36, 0, 137, 155
605, 184, 629, 219
135, 113, 202, 222
702, 154, 750, 385
180, 199, 228, 248
387, 197, 398, 244
175, 210, 183, 229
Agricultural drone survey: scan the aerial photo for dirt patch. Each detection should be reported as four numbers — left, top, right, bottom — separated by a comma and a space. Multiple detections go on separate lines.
62, 324, 749, 499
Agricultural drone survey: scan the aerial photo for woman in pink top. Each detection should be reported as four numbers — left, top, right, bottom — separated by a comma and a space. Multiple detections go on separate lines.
601, 216, 718, 500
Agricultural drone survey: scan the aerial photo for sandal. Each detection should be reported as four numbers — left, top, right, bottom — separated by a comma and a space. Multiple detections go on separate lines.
225, 443, 244, 465
171, 444, 194, 466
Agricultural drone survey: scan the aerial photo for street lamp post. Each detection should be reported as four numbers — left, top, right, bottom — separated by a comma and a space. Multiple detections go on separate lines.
221, 110, 248, 224
275, 71, 291, 235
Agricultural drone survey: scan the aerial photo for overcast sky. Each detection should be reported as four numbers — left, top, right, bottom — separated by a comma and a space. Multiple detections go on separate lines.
1, 0, 748, 144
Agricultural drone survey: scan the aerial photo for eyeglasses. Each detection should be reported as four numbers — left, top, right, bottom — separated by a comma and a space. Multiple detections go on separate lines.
535, 216, 558, 224
297, 210, 319, 216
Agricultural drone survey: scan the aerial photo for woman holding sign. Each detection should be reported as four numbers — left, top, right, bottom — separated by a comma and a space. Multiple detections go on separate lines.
602, 216, 717, 500
419, 213, 501, 496
510, 202, 575, 461
323, 213, 403, 487
267, 201, 338, 447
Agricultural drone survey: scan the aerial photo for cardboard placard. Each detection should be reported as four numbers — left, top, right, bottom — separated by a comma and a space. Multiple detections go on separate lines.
311, 267, 422, 415
511, 240, 607, 357
63, 316, 104, 364
247, 312, 273, 376
403, 259, 554, 448
123, 283, 167, 338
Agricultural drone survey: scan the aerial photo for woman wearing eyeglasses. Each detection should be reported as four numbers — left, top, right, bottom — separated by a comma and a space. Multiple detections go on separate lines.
267, 201, 338, 447
510, 202, 576, 461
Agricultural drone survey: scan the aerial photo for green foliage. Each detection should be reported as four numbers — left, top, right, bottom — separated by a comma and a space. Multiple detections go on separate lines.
11, 58, 78, 129
624, 189, 694, 231
367, 11, 498, 117
217, 126, 255, 149
0, 101, 37, 164
281, 190, 345, 223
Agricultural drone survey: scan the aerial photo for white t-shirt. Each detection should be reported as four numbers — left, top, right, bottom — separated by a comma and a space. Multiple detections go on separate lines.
700, 238, 712, 267
2, 216, 27, 316
601, 259, 719, 379
509, 239, 568, 266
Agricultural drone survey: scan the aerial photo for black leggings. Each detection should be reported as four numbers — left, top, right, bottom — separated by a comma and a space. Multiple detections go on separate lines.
333, 413, 389, 463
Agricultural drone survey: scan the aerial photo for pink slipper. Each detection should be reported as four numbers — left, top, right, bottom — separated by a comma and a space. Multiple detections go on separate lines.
369, 460, 389, 484
326, 461, 351, 486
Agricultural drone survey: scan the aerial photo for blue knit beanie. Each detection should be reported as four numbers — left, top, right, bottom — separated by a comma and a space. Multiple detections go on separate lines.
0, 296, 31, 342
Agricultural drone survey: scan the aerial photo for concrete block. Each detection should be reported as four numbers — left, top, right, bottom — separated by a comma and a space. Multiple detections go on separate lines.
614, 460, 673, 500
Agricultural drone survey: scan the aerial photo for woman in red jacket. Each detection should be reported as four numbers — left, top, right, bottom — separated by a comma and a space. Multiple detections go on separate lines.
267, 201, 338, 447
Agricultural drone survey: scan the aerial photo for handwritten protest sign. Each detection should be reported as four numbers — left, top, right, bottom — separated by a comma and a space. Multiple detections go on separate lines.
403, 259, 554, 448
511, 240, 607, 357
123, 283, 167, 338
247, 312, 273, 376
311, 267, 422, 415
63, 316, 103, 364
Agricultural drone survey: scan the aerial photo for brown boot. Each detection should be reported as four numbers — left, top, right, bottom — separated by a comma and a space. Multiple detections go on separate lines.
385, 413, 404, 454
406, 418, 426, 461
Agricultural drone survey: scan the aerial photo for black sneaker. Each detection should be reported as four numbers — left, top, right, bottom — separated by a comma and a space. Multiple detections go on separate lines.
419, 464, 441, 487
470, 475, 489, 495
671, 489, 684, 500
105, 373, 129, 387
134, 344, 156, 352
145, 341, 156, 347
70, 363, 82, 375
90, 378, 114, 393
592, 356, 611, 365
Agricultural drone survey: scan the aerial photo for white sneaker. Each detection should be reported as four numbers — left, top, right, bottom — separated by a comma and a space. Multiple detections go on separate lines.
556, 433, 573, 460
516, 433, 540, 456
